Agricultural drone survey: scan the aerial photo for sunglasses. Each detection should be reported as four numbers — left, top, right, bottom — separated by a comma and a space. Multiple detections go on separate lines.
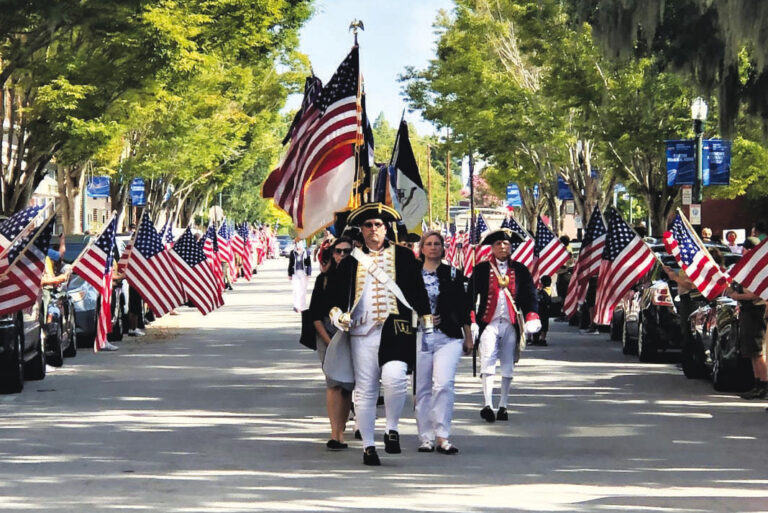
334, 248, 352, 255
362, 221, 385, 229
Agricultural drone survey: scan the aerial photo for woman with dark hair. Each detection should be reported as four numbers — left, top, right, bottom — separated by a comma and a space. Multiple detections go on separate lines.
309, 237, 354, 450
415, 231, 473, 454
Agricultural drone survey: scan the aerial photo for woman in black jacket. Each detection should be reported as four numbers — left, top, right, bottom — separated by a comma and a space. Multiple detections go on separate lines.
415, 231, 473, 455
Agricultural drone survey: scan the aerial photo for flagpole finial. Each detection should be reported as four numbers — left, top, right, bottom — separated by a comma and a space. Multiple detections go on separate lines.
349, 19, 364, 46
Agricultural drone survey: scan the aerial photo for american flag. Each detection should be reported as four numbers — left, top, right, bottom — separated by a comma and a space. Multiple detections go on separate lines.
217, 222, 237, 282
0, 207, 54, 316
125, 213, 185, 317
171, 228, 223, 314
505, 216, 534, 270
73, 216, 117, 351
728, 237, 768, 301
230, 222, 246, 260
593, 208, 656, 325
563, 206, 607, 317
163, 221, 175, 249
233, 223, 252, 281
202, 223, 225, 291
262, 47, 361, 237
532, 217, 570, 284
663, 212, 730, 300
463, 214, 491, 278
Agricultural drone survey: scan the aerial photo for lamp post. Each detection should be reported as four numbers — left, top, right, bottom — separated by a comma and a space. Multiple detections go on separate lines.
690, 97, 708, 227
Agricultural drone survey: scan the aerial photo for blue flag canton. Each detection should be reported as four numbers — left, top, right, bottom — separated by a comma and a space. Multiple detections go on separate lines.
96, 217, 118, 271
471, 214, 489, 244
318, 47, 358, 111
603, 209, 636, 261
217, 222, 231, 241
500, 217, 511, 229
134, 214, 165, 259
583, 206, 607, 246
1, 206, 43, 261
203, 224, 218, 252
32, 217, 55, 258
534, 218, 556, 256
164, 223, 174, 246
237, 223, 249, 242
174, 228, 207, 266
507, 216, 529, 239
670, 214, 701, 266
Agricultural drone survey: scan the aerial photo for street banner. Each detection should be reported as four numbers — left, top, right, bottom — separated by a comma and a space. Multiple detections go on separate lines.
130, 178, 146, 206
703, 139, 731, 185
666, 140, 697, 186
86, 176, 110, 198
557, 176, 574, 200
506, 183, 523, 207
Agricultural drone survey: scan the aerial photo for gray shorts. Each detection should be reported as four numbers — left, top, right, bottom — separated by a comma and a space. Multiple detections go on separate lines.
317, 339, 354, 391
739, 303, 767, 358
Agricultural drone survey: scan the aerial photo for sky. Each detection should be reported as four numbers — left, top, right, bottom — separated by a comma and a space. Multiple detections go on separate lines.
287, 0, 455, 136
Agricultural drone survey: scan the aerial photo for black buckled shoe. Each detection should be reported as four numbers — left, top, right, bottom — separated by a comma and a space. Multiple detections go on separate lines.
496, 407, 509, 421
363, 446, 381, 466
326, 439, 348, 451
383, 430, 401, 454
354, 429, 362, 440
480, 406, 495, 423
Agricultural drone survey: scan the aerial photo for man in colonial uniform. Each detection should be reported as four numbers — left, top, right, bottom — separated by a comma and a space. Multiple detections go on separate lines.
469, 228, 541, 423
327, 202, 432, 465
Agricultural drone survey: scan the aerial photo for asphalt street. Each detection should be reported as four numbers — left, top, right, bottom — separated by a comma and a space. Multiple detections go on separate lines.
1, 258, 767, 513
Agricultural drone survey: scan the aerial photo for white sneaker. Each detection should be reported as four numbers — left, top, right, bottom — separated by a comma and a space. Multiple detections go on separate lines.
128, 329, 146, 337
101, 342, 119, 351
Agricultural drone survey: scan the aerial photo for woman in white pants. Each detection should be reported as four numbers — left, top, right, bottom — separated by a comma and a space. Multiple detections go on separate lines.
415, 231, 473, 454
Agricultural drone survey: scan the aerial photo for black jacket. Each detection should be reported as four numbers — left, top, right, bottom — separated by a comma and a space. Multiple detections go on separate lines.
422, 262, 472, 339
469, 259, 538, 334
288, 250, 311, 277
326, 242, 430, 369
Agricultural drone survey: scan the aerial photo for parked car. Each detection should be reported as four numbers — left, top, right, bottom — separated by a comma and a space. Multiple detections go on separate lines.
0, 301, 46, 393
688, 296, 755, 391
276, 235, 292, 257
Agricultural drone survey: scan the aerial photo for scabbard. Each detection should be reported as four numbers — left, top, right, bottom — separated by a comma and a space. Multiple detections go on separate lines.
472, 343, 477, 377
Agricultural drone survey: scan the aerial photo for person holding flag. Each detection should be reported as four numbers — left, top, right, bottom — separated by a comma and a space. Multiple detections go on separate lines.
469, 228, 540, 423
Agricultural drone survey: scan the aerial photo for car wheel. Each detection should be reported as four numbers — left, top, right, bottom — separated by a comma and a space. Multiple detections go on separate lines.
25, 323, 46, 381
637, 316, 656, 362
711, 342, 731, 391
63, 307, 77, 358
46, 319, 64, 367
0, 316, 25, 393
621, 317, 636, 355
76, 332, 96, 349
610, 310, 624, 341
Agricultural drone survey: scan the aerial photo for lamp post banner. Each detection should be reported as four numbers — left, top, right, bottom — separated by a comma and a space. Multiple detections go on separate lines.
130, 178, 146, 206
506, 183, 523, 207
703, 139, 731, 186
665, 140, 697, 186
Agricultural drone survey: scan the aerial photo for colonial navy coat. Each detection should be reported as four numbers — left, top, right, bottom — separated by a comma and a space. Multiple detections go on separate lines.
326, 241, 431, 370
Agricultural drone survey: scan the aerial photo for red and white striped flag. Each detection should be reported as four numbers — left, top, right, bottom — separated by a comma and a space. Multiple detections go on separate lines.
502, 216, 534, 270
171, 228, 223, 314
262, 48, 361, 238
563, 206, 607, 317
532, 217, 570, 284
593, 208, 656, 325
663, 212, 730, 300
72, 215, 117, 351
728, 237, 768, 301
125, 213, 185, 317
202, 224, 225, 292
233, 223, 252, 281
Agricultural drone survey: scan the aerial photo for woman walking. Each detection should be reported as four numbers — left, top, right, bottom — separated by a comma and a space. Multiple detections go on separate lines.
288, 240, 311, 312
309, 237, 354, 449
415, 231, 473, 454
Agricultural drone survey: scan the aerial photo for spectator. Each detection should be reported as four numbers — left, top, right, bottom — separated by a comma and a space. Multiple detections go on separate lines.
532, 275, 552, 346
701, 227, 713, 242
725, 230, 742, 254
634, 222, 647, 239
752, 221, 767, 242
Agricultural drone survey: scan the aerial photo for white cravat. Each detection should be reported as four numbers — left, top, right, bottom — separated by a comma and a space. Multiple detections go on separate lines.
492, 258, 510, 322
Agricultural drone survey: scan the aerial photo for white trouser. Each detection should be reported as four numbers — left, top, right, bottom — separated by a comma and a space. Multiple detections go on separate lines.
415, 330, 463, 442
291, 270, 308, 311
351, 325, 408, 448
479, 318, 517, 378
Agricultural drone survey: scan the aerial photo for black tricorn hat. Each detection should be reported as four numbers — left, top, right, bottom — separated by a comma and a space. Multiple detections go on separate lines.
481, 228, 524, 246
347, 202, 402, 226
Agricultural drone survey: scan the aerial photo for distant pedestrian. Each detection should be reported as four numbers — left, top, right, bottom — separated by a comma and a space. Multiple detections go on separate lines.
288, 240, 311, 312
532, 275, 552, 346
726, 281, 767, 400
701, 227, 713, 243
752, 221, 767, 242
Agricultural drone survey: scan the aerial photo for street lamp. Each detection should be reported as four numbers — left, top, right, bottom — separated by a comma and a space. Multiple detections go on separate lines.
691, 97, 708, 210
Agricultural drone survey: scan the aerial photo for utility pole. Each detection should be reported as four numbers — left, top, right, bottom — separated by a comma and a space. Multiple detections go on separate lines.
445, 151, 451, 228
426, 144, 432, 226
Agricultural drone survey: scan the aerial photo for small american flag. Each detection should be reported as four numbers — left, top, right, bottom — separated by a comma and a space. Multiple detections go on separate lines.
0, 207, 53, 316
563, 206, 607, 317
125, 213, 185, 317
73, 216, 117, 351
663, 212, 730, 300
463, 214, 491, 278
236, 223, 252, 281
217, 222, 237, 282
728, 237, 768, 301
163, 222, 175, 249
202, 224, 224, 291
594, 208, 656, 325
532, 217, 570, 284
505, 216, 534, 270
171, 228, 223, 314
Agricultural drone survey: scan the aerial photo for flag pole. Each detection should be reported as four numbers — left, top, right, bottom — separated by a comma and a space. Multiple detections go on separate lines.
445, 150, 451, 226
426, 144, 432, 225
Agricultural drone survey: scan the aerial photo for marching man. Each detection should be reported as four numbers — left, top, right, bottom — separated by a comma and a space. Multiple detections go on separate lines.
469, 228, 541, 423
326, 202, 431, 466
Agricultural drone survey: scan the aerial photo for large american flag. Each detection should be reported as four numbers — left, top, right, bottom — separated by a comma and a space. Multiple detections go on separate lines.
125, 213, 185, 317
532, 217, 570, 284
463, 214, 491, 278
663, 212, 730, 300
728, 237, 768, 301
0, 207, 54, 316
593, 208, 656, 325
73, 216, 117, 351
563, 206, 607, 317
262, 47, 361, 237
504, 216, 534, 270
171, 228, 223, 314
202, 223, 225, 291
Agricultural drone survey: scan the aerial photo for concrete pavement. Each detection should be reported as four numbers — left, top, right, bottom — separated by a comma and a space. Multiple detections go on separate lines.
1, 258, 767, 512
